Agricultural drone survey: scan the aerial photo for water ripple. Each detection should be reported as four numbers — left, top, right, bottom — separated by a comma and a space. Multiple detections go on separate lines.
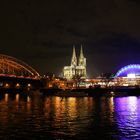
0, 93, 140, 139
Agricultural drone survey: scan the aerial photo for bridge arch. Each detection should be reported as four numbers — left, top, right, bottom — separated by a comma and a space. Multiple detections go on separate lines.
0, 54, 40, 79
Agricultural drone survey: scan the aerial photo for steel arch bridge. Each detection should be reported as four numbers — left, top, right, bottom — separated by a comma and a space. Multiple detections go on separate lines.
0, 54, 40, 79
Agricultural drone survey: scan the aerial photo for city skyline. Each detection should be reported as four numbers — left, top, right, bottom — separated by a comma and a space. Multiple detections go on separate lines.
1, 0, 140, 77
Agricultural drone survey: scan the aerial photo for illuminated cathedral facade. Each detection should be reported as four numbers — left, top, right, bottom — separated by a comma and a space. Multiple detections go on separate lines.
63, 45, 87, 80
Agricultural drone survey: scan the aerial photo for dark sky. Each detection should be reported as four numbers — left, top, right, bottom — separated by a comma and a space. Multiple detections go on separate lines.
1, 0, 140, 77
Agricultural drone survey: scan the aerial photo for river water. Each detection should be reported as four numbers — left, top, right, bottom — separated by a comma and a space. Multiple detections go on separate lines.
0, 92, 140, 140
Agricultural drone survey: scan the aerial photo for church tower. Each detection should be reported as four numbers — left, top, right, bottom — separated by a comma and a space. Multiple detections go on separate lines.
77, 45, 87, 78
79, 45, 86, 67
71, 46, 77, 67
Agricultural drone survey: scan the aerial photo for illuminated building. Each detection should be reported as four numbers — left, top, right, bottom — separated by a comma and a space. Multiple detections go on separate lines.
114, 64, 140, 86
63, 45, 87, 80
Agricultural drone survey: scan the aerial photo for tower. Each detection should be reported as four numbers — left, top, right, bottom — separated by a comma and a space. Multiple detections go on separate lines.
71, 46, 77, 67
77, 45, 87, 78
79, 45, 86, 67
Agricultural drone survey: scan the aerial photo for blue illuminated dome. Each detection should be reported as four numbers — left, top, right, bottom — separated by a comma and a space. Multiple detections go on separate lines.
115, 64, 140, 78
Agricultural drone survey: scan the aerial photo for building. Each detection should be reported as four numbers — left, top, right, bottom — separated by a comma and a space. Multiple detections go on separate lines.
63, 45, 87, 80
114, 64, 140, 86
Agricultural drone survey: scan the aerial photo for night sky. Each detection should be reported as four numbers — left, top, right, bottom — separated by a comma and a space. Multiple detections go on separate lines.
1, 0, 140, 77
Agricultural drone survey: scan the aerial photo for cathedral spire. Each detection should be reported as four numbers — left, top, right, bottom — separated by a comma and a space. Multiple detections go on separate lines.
80, 45, 84, 58
79, 45, 86, 67
71, 45, 77, 67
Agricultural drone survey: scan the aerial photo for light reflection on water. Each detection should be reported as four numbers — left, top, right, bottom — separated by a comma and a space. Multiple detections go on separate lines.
0, 92, 140, 139
114, 96, 140, 139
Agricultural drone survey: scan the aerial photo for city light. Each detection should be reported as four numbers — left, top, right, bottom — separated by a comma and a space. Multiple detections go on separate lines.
127, 73, 136, 78
16, 83, 20, 88
115, 64, 140, 78
114, 64, 140, 86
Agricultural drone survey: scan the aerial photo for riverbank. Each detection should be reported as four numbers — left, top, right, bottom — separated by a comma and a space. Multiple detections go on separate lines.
40, 87, 140, 97
1, 86, 140, 97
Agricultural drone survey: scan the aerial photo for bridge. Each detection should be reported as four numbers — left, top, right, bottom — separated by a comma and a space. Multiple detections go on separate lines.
0, 54, 41, 91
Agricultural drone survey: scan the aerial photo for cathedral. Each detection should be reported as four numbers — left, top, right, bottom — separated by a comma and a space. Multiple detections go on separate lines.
63, 45, 87, 80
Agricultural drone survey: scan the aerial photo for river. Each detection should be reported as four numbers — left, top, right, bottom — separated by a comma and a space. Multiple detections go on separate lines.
0, 92, 140, 139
